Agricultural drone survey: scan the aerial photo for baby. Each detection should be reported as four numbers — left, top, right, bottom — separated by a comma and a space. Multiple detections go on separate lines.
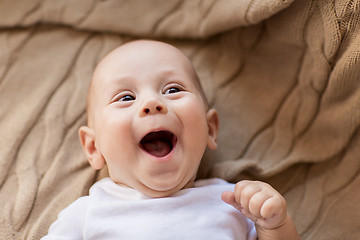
42, 40, 300, 240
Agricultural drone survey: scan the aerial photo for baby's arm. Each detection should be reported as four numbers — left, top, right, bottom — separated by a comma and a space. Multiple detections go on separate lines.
221, 181, 300, 240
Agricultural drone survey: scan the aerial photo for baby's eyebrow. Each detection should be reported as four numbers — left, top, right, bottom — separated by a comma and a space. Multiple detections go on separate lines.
158, 67, 193, 78
102, 76, 135, 90
99, 78, 132, 97
112, 75, 136, 84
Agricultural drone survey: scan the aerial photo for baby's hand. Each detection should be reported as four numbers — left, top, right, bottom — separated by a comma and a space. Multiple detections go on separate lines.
221, 180, 287, 230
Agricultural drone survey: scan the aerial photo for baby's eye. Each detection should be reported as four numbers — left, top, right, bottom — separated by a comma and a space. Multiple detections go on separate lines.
164, 86, 182, 95
119, 95, 135, 101
112, 92, 136, 103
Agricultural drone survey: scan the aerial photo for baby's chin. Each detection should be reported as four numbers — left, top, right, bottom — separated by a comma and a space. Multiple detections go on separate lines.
139, 178, 196, 198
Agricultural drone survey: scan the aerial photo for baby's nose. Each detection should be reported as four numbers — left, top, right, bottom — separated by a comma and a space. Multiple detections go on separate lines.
140, 99, 168, 116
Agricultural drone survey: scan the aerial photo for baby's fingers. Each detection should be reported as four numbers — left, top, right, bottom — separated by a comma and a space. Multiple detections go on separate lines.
260, 194, 286, 220
221, 191, 257, 222
248, 191, 273, 219
223, 181, 288, 229
233, 181, 262, 213
221, 191, 242, 212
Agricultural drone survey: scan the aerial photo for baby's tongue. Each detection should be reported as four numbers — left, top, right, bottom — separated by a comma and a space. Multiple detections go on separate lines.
142, 140, 171, 157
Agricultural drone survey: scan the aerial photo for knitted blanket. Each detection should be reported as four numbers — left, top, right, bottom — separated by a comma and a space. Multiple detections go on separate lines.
1, 0, 359, 239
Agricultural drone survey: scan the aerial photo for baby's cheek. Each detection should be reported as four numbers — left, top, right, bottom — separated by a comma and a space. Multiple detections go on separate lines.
182, 103, 209, 145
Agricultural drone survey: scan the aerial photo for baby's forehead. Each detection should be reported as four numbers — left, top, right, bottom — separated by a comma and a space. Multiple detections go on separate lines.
97, 41, 191, 72
92, 41, 197, 87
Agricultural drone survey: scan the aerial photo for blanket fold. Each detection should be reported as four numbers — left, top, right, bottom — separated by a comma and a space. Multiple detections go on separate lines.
1, 0, 294, 38
1, 0, 359, 239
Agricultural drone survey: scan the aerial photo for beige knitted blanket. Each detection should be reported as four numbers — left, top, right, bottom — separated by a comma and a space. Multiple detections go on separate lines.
1, 0, 360, 239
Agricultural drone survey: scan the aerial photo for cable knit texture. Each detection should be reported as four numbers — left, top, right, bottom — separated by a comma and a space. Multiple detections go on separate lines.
0, 0, 359, 239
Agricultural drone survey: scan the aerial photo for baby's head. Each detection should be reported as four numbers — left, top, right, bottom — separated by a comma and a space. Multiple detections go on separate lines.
79, 40, 219, 197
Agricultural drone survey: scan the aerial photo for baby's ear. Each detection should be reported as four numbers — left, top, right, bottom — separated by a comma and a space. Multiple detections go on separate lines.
206, 108, 219, 150
78, 126, 105, 170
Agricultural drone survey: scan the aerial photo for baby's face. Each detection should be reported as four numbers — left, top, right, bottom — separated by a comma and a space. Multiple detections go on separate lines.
82, 41, 218, 197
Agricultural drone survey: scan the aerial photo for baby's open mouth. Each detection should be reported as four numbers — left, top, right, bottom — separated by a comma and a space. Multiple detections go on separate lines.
140, 131, 177, 157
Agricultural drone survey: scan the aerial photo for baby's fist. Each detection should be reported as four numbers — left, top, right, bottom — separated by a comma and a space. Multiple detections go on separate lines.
222, 180, 287, 230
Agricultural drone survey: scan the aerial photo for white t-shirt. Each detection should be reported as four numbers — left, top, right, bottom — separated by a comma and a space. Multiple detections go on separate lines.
42, 178, 257, 240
